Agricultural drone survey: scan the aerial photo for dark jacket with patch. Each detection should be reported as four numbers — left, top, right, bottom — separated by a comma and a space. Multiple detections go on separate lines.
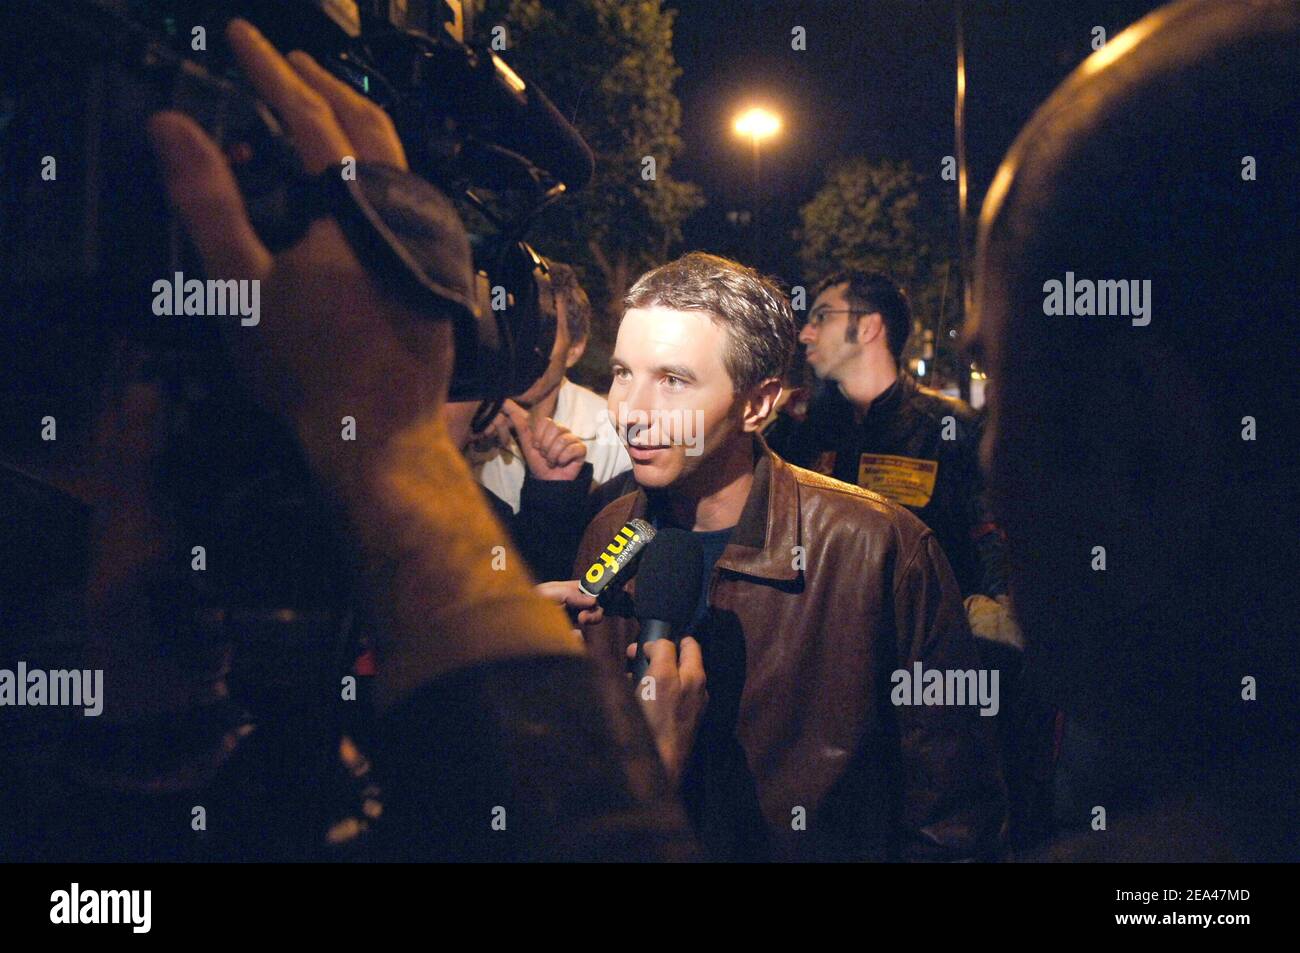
767, 374, 1006, 598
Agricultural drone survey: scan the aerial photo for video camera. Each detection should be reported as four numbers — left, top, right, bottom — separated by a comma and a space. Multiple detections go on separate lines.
0, 0, 593, 409
0, 1, 594, 739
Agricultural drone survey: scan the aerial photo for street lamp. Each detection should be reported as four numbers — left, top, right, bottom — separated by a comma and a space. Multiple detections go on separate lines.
733, 107, 781, 142
732, 107, 781, 266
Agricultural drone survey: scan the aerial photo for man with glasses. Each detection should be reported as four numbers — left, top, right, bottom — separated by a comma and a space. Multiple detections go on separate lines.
771, 272, 1007, 605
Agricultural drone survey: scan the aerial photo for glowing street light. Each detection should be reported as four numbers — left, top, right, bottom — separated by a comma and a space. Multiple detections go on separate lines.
733, 107, 782, 142
731, 107, 782, 266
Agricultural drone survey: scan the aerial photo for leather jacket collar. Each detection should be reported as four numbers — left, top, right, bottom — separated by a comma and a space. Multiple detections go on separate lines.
610, 436, 801, 584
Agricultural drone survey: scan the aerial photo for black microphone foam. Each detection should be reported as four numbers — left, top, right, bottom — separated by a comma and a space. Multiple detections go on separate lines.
634, 527, 705, 629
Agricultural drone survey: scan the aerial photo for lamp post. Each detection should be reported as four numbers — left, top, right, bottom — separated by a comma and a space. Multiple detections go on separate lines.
953, 0, 973, 402
732, 107, 781, 267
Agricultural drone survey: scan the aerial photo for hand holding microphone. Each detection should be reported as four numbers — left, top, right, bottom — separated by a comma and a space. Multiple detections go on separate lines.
535, 518, 657, 630
626, 527, 708, 783
544, 525, 709, 781
534, 579, 604, 627
627, 637, 707, 785
629, 528, 704, 680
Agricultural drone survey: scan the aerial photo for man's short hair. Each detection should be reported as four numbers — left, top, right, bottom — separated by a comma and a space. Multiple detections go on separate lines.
548, 261, 592, 345
624, 252, 796, 393
811, 271, 912, 364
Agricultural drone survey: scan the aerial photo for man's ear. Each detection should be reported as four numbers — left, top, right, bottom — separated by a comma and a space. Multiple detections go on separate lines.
565, 336, 587, 369
740, 377, 784, 433
853, 311, 884, 348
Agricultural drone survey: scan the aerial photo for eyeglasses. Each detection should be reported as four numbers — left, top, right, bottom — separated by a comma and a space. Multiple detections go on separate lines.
802, 309, 869, 328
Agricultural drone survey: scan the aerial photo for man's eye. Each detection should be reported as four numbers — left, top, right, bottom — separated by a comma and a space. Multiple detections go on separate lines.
612, 367, 630, 381
664, 376, 686, 390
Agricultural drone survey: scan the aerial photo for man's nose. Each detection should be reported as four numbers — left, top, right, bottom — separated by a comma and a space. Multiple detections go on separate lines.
798, 323, 816, 344
612, 378, 655, 427
624, 375, 658, 411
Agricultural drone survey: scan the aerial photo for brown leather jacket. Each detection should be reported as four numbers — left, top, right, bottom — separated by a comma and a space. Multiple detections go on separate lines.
574, 437, 1008, 861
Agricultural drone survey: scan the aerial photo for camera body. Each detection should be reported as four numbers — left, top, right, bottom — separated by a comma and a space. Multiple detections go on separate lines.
0, 0, 593, 405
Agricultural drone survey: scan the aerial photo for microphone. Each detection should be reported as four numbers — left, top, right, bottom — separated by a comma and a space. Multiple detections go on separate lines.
631, 528, 705, 681
578, 518, 655, 603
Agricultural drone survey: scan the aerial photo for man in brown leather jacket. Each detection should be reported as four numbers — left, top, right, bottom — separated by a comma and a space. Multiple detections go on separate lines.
572, 252, 1007, 861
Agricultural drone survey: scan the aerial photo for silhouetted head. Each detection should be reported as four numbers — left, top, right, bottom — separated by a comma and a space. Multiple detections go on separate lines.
968, 0, 1298, 857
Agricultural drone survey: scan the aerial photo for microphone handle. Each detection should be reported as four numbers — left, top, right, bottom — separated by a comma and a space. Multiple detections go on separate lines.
631, 618, 674, 682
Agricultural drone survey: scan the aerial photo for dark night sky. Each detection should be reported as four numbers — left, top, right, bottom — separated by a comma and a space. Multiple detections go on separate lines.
666, 0, 1168, 284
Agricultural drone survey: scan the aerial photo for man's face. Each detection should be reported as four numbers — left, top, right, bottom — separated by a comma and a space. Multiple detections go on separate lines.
607, 307, 744, 490
799, 283, 864, 381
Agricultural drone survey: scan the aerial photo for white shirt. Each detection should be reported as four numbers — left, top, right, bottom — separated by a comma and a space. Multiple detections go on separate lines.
472, 377, 632, 514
